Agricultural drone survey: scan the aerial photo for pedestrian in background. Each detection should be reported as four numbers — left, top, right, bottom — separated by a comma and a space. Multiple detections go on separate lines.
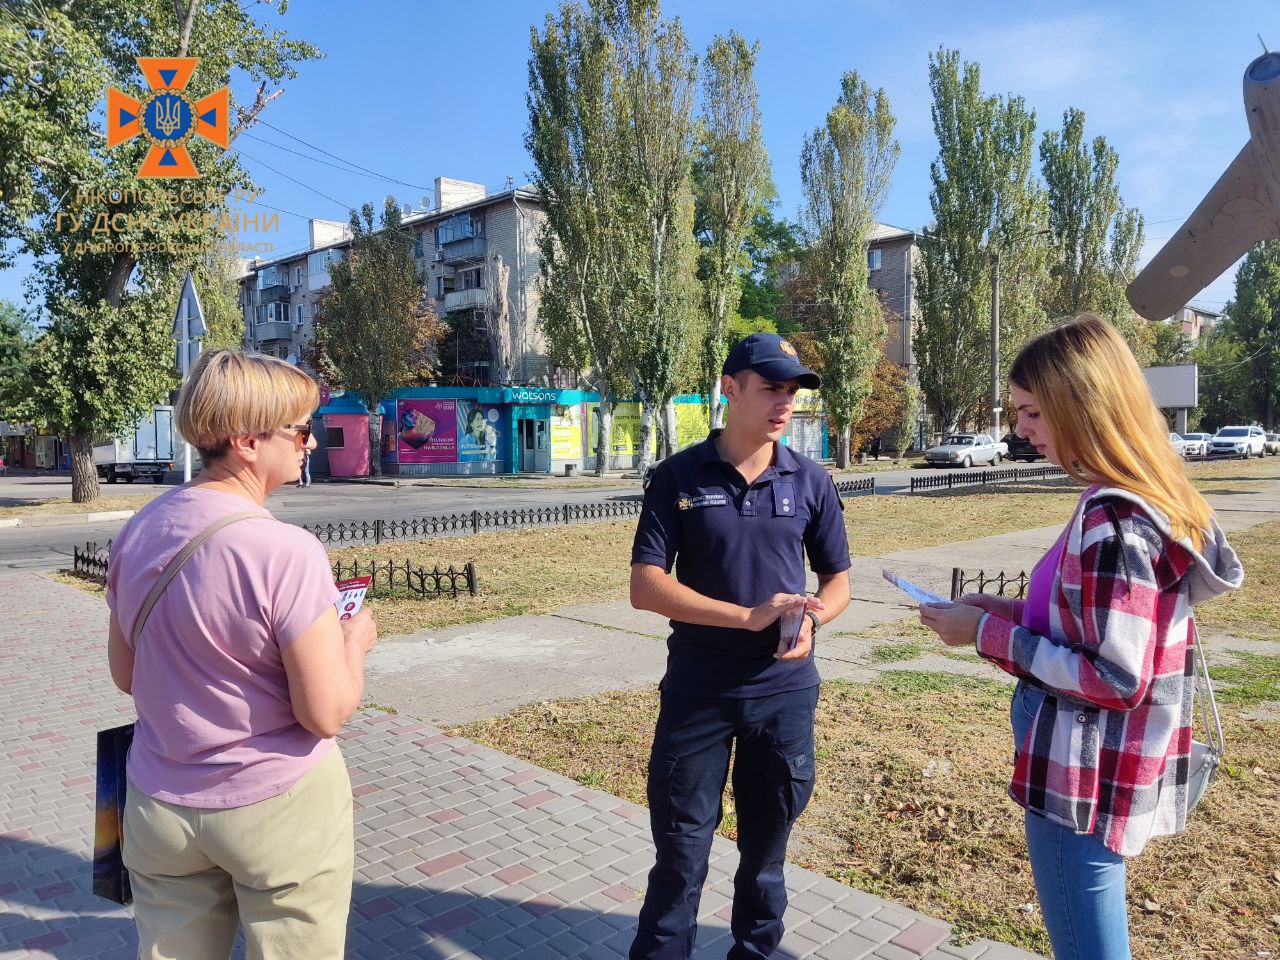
919, 314, 1242, 960
106, 349, 376, 960
299, 446, 312, 487
628, 333, 852, 959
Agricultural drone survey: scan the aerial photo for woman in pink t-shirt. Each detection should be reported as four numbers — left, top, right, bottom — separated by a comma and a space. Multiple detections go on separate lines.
106, 350, 377, 960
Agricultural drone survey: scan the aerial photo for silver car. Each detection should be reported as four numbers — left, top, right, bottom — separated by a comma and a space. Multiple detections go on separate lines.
1179, 432, 1211, 457
923, 433, 1007, 468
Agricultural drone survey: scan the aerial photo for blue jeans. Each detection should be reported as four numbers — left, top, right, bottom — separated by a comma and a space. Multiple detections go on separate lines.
1012, 683, 1131, 960
630, 684, 819, 960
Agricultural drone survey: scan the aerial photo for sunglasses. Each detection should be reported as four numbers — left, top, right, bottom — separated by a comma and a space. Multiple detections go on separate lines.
280, 423, 312, 447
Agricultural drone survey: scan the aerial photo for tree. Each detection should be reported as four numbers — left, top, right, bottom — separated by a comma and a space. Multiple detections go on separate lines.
482, 253, 514, 384
0, 300, 33, 417
1040, 107, 1146, 345
848, 354, 906, 456
1191, 326, 1249, 432
1149, 319, 1194, 366
0, 0, 319, 500
738, 207, 802, 331
693, 31, 770, 429
913, 49, 1048, 435
799, 71, 900, 467
527, 1, 634, 475
608, 0, 700, 470
309, 201, 445, 477
1218, 241, 1280, 429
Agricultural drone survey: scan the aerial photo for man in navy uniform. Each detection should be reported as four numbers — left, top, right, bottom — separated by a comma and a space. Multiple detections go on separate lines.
628, 333, 852, 959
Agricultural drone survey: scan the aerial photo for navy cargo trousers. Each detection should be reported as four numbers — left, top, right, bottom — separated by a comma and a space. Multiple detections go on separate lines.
629, 684, 819, 960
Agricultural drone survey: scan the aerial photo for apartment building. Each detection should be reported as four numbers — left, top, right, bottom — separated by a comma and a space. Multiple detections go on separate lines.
866, 222, 920, 377
1168, 304, 1221, 341
238, 176, 547, 384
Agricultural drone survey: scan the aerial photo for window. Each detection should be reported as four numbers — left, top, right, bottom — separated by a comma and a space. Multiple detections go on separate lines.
413, 234, 424, 259
460, 267, 483, 290
435, 212, 484, 245
256, 265, 284, 290
324, 427, 344, 449
294, 267, 302, 286
295, 305, 304, 325
436, 275, 455, 299
868, 248, 883, 272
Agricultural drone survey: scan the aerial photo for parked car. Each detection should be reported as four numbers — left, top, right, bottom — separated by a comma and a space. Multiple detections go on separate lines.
923, 433, 1008, 468
1001, 432, 1044, 463
1208, 425, 1267, 459
1169, 432, 1189, 457
1265, 432, 1280, 456
1179, 432, 1212, 458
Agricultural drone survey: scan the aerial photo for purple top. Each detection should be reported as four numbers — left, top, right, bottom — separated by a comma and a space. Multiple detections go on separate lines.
1023, 529, 1067, 636
107, 486, 339, 809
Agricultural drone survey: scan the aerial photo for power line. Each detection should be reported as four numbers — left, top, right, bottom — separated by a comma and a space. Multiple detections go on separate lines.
248, 117, 434, 193
232, 147, 354, 213
240, 131, 415, 185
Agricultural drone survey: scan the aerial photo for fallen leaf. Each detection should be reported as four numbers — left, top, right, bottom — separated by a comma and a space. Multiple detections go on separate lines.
1143, 900, 1161, 913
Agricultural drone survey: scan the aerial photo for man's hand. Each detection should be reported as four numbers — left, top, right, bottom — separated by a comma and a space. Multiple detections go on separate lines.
918, 601, 983, 647
745, 593, 825, 634
775, 607, 818, 661
340, 608, 378, 655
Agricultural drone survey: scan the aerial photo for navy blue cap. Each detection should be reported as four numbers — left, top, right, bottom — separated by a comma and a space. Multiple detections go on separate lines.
722, 333, 820, 389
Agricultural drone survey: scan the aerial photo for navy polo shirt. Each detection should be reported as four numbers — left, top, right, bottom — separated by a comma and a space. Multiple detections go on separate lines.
631, 431, 851, 697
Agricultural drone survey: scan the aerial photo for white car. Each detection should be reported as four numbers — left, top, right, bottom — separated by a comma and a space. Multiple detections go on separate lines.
1208, 425, 1267, 459
1179, 432, 1212, 457
923, 433, 1008, 468
1169, 432, 1189, 457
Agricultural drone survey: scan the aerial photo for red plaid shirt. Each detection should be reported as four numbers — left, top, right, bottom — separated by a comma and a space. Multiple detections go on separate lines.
976, 487, 1237, 857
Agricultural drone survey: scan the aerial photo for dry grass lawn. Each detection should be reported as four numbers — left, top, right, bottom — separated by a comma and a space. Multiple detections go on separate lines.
454, 676, 1279, 958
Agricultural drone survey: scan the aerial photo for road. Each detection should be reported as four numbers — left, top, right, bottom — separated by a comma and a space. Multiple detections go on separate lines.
0, 461, 1054, 572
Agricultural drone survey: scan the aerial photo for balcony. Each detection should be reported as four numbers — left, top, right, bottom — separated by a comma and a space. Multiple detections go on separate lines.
441, 235, 486, 265
259, 284, 291, 305
444, 287, 486, 313
255, 320, 294, 342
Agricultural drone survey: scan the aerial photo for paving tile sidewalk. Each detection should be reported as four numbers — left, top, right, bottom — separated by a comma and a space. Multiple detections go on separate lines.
0, 572, 1043, 959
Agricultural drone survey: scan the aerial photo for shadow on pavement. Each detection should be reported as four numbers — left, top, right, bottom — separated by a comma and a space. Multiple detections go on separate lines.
0, 836, 803, 960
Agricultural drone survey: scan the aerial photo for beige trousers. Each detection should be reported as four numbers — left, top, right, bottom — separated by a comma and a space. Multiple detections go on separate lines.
123, 746, 353, 960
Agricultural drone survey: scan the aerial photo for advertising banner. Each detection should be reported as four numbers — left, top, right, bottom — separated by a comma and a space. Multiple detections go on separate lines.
457, 400, 502, 462
551, 404, 583, 460
397, 399, 457, 463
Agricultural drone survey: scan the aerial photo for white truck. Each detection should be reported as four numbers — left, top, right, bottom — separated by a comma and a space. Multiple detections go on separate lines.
94, 405, 175, 484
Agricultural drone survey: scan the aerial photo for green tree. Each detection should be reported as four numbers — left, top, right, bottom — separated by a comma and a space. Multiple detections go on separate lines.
738, 207, 802, 330
527, 1, 634, 475
308, 202, 445, 477
1191, 326, 1249, 432
1218, 241, 1280, 428
1149, 319, 1194, 366
1040, 107, 1146, 344
799, 70, 900, 467
607, 0, 700, 468
0, 0, 319, 500
0, 300, 33, 417
914, 49, 1048, 434
693, 31, 770, 429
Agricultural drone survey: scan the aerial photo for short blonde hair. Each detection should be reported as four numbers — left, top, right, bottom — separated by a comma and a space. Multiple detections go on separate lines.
176, 349, 319, 461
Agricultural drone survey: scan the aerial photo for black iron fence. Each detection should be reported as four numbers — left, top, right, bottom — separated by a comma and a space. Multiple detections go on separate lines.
835, 476, 876, 498
72, 540, 477, 601
303, 500, 644, 546
911, 464, 1068, 494
332, 557, 477, 599
950, 567, 1030, 601
73, 541, 111, 581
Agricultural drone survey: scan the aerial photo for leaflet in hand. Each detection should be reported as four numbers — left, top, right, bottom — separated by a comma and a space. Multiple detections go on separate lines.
336, 576, 372, 621
881, 569, 948, 606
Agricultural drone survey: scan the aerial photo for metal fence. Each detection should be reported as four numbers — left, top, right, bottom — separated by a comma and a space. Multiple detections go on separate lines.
910, 465, 1068, 494
73, 541, 111, 581
950, 567, 1030, 601
835, 476, 876, 498
304, 500, 644, 546
333, 558, 478, 599
72, 540, 478, 601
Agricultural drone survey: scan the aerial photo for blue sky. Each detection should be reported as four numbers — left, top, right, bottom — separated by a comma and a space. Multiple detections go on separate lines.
2, 0, 1272, 314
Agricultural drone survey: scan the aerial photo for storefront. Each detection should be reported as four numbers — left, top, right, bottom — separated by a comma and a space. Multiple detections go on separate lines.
311, 392, 372, 479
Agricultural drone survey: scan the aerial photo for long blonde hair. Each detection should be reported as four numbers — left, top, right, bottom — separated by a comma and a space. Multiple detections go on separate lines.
1009, 314, 1211, 549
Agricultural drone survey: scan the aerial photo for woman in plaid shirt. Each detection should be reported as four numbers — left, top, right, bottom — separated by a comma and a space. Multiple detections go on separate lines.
921, 315, 1243, 960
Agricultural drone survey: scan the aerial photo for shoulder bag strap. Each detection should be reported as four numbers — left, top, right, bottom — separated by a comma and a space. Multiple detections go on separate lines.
1191, 619, 1225, 758
129, 511, 265, 647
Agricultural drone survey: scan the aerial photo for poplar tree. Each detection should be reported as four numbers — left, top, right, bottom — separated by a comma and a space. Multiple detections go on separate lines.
608, 0, 699, 471
527, 2, 633, 475
799, 71, 900, 467
913, 49, 1048, 434
693, 31, 770, 429
1040, 107, 1146, 344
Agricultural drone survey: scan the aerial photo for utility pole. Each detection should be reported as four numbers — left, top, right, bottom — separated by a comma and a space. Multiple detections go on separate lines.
171, 271, 206, 482
990, 252, 1002, 440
